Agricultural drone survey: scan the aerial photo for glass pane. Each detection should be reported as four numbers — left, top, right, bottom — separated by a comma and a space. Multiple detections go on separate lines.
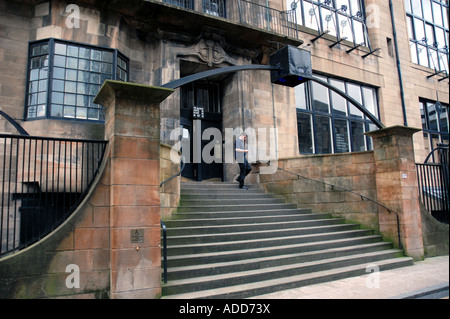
64, 106, 75, 118
349, 0, 361, 16
311, 76, 330, 113
351, 121, 365, 152
54, 43, 67, 55
427, 102, 439, 131
314, 116, 333, 154
79, 47, 90, 59
65, 81, 77, 93
336, 0, 350, 12
88, 108, 100, 120
37, 104, 46, 117
425, 23, 435, 45
322, 8, 337, 36
433, 2, 443, 26
77, 82, 88, 94
295, 83, 309, 110
437, 103, 449, 133
347, 83, 363, 118
64, 93, 76, 105
52, 92, 64, 104
76, 107, 87, 119
54, 55, 66, 68
420, 101, 428, 130
438, 51, 449, 72
329, 79, 347, 116
67, 45, 79, 57
51, 104, 63, 117
66, 57, 78, 69
304, 1, 320, 31
417, 43, 429, 66
65, 69, 77, 81
423, 0, 433, 21
407, 16, 414, 39
297, 112, 314, 154
411, 0, 423, 17
353, 20, 366, 45
362, 87, 378, 118
53, 67, 65, 79
334, 119, 350, 153
338, 13, 354, 42
435, 27, 446, 49
405, 0, 412, 13
414, 18, 426, 41
410, 41, 419, 63
52, 79, 64, 92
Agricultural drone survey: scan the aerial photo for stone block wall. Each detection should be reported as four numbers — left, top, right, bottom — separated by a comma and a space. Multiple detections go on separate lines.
260, 151, 380, 231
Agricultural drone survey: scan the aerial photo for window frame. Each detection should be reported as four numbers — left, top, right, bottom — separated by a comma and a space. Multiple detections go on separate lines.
296, 74, 380, 155
289, 0, 370, 48
405, 0, 449, 73
419, 98, 450, 152
24, 38, 129, 123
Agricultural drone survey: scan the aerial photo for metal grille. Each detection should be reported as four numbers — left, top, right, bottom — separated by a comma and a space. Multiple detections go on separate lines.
0, 134, 108, 256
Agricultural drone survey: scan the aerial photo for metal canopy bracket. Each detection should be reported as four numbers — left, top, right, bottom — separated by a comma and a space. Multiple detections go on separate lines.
161, 45, 384, 129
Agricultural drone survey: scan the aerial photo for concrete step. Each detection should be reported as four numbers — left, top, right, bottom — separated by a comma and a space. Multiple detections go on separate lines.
164, 212, 331, 227
165, 229, 374, 255
162, 252, 413, 297
162, 257, 414, 299
165, 235, 385, 267
165, 242, 395, 280
171, 208, 312, 220
166, 223, 360, 245
160, 182, 413, 299
180, 197, 286, 206
164, 217, 344, 236
177, 203, 298, 212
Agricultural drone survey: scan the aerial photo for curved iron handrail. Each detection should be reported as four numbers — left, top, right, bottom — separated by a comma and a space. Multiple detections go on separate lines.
0, 134, 108, 257
276, 166, 403, 250
0, 110, 29, 136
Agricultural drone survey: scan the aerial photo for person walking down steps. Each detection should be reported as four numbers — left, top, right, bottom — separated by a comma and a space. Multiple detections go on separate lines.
235, 132, 252, 190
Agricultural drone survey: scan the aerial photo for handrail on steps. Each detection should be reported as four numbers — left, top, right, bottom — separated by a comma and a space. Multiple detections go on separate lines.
159, 156, 185, 284
276, 166, 403, 251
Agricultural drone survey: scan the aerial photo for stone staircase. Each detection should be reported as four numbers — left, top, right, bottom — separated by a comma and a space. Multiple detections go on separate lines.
161, 182, 413, 299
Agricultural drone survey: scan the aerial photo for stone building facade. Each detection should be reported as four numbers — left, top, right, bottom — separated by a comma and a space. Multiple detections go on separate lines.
0, 0, 448, 298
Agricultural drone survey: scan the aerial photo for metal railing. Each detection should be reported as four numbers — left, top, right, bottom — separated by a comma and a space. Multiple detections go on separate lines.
0, 134, 108, 257
160, 156, 185, 284
237, 0, 298, 38
416, 144, 449, 224
163, 0, 298, 39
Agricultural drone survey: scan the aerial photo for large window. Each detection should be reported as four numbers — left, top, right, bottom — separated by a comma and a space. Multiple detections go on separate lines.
288, 0, 369, 47
419, 99, 449, 155
26, 39, 128, 122
405, 0, 449, 73
296, 74, 379, 154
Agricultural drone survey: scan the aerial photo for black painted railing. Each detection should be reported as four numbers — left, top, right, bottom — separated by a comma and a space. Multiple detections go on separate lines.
0, 134, 108, 257
416, 144, 449, 224
163, 0, 298, 39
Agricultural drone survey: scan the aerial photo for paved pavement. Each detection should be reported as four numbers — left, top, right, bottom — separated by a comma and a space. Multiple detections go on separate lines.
251, 255, 449, 299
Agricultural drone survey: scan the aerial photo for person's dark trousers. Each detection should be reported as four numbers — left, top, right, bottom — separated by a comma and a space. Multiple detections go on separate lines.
237, 158, 252, 188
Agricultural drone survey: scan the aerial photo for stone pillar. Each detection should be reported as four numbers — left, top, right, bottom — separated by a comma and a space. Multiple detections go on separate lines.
366, 126, 424, 260
95, 80, 174, 298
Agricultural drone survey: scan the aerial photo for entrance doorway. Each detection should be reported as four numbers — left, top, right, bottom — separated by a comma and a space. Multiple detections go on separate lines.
180, 80, 223, 181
